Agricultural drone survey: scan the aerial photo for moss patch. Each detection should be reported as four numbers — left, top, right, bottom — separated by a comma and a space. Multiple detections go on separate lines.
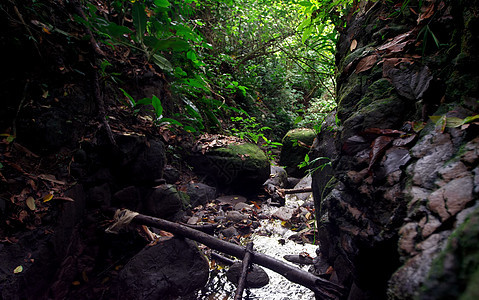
279, 128, 316, 177
211, 143, 269, 169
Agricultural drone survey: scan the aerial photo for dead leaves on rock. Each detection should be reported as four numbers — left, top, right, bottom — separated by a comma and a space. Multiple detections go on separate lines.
345, 1, 448, 101
344, 124, 425, 174
193, 133, 245, 154
355, 55, 378, 74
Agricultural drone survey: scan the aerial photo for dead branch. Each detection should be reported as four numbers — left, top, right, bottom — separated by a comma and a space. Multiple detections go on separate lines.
277, 187, 313, 198
104, 208, 344, 299
234, 242, 253, 300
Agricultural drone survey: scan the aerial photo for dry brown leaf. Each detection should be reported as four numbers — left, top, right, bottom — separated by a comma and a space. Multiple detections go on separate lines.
38, 174, 66, 185
350, 39, 358, 52
368, 136, 394, 172
377, 30, 415, 53
53, 196, 74, 202
355, 55, 378, 73
26, 196, 36, 211
417, 1, 435, 24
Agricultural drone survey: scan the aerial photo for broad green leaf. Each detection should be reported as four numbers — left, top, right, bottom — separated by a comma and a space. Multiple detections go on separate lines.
183, 125, 197, 132
152, 95, 163, 118
186, 104, 202, 120
297, 17, 311, 31
186, 50, 197, 61
304, 154, 310, 163
463, 115, 479, 124
185, 78, 208, 91
174, 67, 188, 77
135, 98, 153, 106
104, 22, 132, 39
152, 54, 173, 72
132, 2, 147, 42
299, 1, 313, 7
302, 26, 313, 44
144, 37, 190, 52
443, 117, 465, 128
160, 118, 183, 126
154, 0, 170, 7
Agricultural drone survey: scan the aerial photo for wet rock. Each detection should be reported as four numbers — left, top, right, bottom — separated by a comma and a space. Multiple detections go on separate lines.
220, 226, 238, 238
225, 211, 246, 222
272, 207, 295, 221
436, 161, 469, 185
141, 184, 183, 219
114, 134, 165, 185
388, 231, 450, 299
163, 165, 181, 183
419, 215, 441, 238
288, 174, 312, 202
473, 167, 479, 194
116, 237, 209, 299
460, 136, 479, 165
375, 147, 410, 181
263, 165, 288, 195
217, 195, 247, 206
187, 182, 216, 207
279, 128, 316, 177
234, 202, 252, 211
398, 222, 419, 256
189, 142, 269, 195
286, 177, 301, 188
87, 183, 111, 207
112, 186, 142, 210
409, 133, 455, 189
419, 208, 479, 299
427, 176, 474, 221
226, 262, 269, 288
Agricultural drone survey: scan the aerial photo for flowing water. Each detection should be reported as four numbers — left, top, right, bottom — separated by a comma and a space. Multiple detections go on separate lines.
198, 192, 318, 299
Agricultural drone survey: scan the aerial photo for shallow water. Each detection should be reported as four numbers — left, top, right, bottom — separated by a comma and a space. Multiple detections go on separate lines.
198, 193, 318, 299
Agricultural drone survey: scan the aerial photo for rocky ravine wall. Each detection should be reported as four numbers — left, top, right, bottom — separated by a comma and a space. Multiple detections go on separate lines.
312, 1, 479, 299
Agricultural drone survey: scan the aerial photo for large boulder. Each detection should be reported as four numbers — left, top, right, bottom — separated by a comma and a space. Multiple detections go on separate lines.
116, 237, 209, 299
189, 136, 270, 195
186, 182, 217, 207
112, 134, 165, 186
140, 184, 185, 219
279, 128, 316, 177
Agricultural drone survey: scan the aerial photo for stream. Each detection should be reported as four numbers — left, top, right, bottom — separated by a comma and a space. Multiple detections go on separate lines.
198, 190, 318, 299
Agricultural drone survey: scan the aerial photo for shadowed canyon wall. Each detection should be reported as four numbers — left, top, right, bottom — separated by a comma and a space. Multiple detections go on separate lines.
312, 1, 479, 298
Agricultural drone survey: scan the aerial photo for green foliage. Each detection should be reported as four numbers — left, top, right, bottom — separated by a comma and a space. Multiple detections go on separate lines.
200, 0, 344, 137
229, 115, 271, 144
76, 0, 353, 141
298, 154, 331, 175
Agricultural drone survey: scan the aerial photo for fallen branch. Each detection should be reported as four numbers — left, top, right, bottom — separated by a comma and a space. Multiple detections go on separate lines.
104, 208, 344, 299
277, 187, 313, 198
234, 242, 253, 300
211, 252, 236, 265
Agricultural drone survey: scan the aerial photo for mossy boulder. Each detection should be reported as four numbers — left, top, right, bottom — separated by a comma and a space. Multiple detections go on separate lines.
279, 128, 316, 177
189, 142, 270, 195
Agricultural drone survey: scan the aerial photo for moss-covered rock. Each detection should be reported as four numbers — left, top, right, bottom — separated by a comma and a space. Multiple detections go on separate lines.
418, 206, 479, 300
189, 142, 270, 195
279, 128, 316, 177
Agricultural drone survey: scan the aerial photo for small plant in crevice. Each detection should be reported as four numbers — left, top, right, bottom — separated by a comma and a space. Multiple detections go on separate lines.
298, 154, 331, 176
